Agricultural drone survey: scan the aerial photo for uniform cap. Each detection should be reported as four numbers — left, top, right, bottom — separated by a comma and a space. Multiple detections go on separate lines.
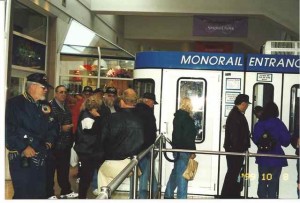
27, 73, 53, 88
105, 87, 117, 95
82, 86, 93, 94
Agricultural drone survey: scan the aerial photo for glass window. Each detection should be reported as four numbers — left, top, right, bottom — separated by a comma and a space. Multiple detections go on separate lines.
252, 83, 274, 129
12, 34, 46, 70
289, 85, 299, 134
13, 2, 47, 42
177, 78, 206, 143
133, 79, 155, 98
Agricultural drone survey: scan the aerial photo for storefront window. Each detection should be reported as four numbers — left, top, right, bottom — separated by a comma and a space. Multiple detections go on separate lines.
59, 20, 134, 95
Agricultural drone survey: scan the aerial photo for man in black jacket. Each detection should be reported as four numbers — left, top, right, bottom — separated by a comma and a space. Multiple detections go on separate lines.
221, 94, 251, 198
97, 88, 144, 191
135, 92, 158, 198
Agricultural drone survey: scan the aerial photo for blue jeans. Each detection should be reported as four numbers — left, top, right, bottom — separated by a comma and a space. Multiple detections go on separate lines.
138, 154, 158, 199
164, 152, 190, 199
91, 169, 98, 190
257, 165, 282, 199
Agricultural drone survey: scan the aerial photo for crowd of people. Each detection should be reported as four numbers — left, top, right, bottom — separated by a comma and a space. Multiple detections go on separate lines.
5, 73, 299, 199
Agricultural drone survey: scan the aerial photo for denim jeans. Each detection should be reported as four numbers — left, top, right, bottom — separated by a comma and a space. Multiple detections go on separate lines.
164, 152, 190, 199
257, 165, 282, 199
138, 154, 158, 199
91, 169, 98, 190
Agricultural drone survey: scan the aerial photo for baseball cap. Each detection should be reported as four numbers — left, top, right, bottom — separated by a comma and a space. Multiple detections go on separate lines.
82, 86, 93, 94
93, 88, 103, 94
143, 92, 158, 104
27, 73, 53, 88
234, 94, 252, 105
105, 87, 117, 95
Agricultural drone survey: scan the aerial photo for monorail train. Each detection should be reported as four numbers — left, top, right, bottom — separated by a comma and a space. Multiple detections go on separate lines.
133, 51, 299, 198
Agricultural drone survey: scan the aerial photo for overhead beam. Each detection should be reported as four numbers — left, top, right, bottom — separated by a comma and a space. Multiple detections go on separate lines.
91, 0, 299, 34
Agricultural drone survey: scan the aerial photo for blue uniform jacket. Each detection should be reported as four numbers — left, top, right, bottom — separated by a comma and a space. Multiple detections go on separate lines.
5, 93, 58, 153
253, 117, 290, 167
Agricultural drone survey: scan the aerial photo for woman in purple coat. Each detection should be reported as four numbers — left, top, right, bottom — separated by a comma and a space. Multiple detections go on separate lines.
253, 102, 290, 199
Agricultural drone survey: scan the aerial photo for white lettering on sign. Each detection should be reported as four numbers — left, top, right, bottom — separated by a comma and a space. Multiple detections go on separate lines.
249, 57, 300, 68
181, 55, 243, 66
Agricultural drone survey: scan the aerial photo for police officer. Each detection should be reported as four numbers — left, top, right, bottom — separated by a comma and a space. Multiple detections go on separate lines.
5, 73, 57, 199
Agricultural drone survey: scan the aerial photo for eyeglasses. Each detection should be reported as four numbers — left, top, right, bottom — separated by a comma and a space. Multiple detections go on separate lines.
32, 82, 47, 90
58, 91, 67, 94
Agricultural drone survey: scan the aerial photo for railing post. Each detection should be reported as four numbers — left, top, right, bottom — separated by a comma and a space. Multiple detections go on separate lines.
157, 134, 164, 199
133, 156, 139, 199
244, 151, 249, 199
149, 145, 155, 199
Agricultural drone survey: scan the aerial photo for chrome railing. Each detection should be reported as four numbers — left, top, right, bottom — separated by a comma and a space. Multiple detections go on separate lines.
97, 134, 299, 199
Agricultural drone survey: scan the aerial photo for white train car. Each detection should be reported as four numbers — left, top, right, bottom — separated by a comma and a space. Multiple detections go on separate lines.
133, 51, 299, 198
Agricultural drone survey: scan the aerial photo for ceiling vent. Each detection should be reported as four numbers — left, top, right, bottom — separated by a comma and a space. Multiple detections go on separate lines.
262, 41, 300, 55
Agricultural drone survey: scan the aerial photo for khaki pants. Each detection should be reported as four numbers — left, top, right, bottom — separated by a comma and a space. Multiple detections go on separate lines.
97, 158, 131, 191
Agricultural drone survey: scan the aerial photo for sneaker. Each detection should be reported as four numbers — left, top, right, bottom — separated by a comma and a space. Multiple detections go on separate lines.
60, 192, 78, 199
48, 195, 58, 199
92, 189, 100, 196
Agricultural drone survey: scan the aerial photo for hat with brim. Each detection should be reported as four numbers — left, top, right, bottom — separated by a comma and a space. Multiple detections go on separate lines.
82, 86, 93, 94
27, 73, 53, 88
143, 92, 158, 104
234, 94, 252, 105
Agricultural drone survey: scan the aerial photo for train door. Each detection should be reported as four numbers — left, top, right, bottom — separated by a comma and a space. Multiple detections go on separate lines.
160, 69, 222, 195
279, 73, 299, 199
244, 71, 282, 197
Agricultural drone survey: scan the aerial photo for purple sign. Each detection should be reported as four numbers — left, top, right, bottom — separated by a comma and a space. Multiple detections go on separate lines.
193, 16, 248, 37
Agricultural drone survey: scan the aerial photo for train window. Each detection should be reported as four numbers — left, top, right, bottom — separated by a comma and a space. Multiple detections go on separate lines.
177, 78, 206, 143
289, 85, 299, 135
252, 83, 274, 130
133, 79, 155, 98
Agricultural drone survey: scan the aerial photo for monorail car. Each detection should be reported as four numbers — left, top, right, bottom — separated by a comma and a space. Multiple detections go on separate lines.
133, 51, 299, 198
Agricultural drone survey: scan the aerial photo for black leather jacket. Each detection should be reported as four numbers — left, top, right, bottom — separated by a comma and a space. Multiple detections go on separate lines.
74, 110, 104, 161
102, 108, 144, 160
224, 106, 250, 152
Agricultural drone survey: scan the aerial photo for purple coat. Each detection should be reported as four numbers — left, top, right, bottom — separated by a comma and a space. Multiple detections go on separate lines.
253, 118, 290, 167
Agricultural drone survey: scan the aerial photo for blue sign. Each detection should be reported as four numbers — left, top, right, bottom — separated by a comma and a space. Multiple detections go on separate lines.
135, 51, 245, 71
246, 54, 299, 73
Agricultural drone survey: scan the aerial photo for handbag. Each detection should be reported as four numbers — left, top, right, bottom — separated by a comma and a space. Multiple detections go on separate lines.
257, 132, 276, 152
182, 158, 198, 181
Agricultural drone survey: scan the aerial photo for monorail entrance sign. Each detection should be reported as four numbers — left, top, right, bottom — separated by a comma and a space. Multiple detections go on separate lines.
135, 51, 299, 73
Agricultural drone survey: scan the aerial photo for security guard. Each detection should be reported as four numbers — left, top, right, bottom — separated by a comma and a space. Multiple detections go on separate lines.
5, 73, 58, 199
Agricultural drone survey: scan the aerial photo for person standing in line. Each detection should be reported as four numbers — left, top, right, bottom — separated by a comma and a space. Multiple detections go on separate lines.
221, 94, 251, 198
71, 86, 93, 134
164, 97, 197, 199
47, 85, 78, 199
97, 88, 144, 193
5, 73, 57, 199
91, 87, 119, 196
253, 102, 290, 199
254, 105, 263, 120
135, 92, 159, 199
74, 95, 105, 199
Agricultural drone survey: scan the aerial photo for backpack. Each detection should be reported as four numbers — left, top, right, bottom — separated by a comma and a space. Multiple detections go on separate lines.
257, 132, 276, 152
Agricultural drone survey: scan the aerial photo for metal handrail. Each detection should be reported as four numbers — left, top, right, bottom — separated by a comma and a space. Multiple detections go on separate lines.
97, 134, 299, 199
